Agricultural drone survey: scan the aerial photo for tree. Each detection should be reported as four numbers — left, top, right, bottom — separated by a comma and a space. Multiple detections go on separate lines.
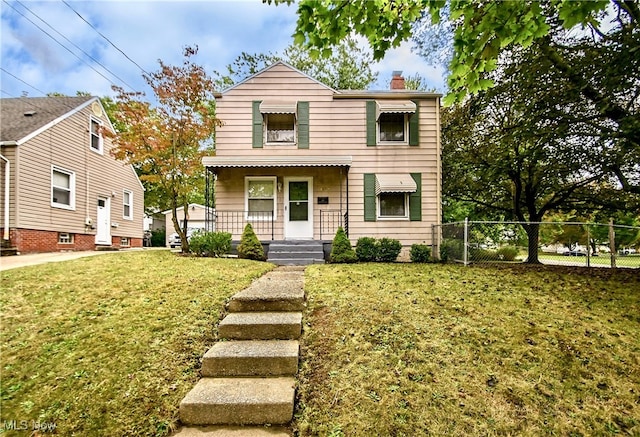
442, 40, 612, 263
111, 46, 220, 253
214, 37, 378, 90
278, 0, 640, 194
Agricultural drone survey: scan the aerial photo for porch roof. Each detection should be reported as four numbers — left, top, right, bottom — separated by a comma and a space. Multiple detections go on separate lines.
203, 155, 352, 170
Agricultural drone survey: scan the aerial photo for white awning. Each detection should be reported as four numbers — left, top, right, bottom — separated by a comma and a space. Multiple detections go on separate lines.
203, 155, 352, 169
259, 102, 297, 114
375, 174, 417, 194
376, 100, 416, 119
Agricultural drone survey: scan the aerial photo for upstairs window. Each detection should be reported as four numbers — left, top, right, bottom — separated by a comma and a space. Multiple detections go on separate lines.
252, 101, 309, 149
51, 166, 75, 210
90, 117, 103, 153
366, 100, 419, 146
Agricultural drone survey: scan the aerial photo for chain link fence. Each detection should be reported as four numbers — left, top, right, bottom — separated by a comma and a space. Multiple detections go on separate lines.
436, 220, 640, 269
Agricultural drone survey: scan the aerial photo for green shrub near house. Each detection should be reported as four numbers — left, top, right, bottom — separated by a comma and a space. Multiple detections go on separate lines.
377, 237, 402, 262
355, 237, 378, 262
330, 227, 357, 263
410, 243, 431, 263
237, 223, 266, 261
189, 231, 232, 257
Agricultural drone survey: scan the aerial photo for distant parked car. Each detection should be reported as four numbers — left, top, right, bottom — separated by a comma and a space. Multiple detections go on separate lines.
564, 250, 586, 256
168, 228, 202, 248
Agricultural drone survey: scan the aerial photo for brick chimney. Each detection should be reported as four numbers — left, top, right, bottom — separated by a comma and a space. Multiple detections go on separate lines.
390, 70, 405, 90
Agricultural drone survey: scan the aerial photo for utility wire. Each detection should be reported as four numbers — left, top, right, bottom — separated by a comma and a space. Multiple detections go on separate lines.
61, 0, 150, 77
1, 0, 137, 92
13, 0, 138, 92
1, 67, 48, 96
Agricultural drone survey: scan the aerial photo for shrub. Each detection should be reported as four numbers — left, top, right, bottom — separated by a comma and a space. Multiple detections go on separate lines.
189, 231, 232, 257
410, 244, 431, 263
497, 246, 519, 261
440, 239, 463, 262
330, 227, 357, 263
150, 229, 165, 247
377, 238, 402, 262
355, 237, 378, 262
237, 224, 266, 261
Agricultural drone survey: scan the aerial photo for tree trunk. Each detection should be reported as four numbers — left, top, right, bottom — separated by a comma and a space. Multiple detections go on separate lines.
523, 222, 541, 264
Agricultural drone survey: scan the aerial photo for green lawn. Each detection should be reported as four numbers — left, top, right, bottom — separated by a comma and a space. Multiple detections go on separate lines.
297, 264, 640, 436
0, 251, 273, 436
538, 253, 640, 269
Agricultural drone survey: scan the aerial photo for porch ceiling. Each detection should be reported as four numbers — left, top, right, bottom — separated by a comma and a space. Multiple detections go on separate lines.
203, 155, 352, 170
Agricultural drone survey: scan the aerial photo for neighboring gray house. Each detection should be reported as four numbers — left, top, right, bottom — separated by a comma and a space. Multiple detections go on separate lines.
0, 96, 144, 253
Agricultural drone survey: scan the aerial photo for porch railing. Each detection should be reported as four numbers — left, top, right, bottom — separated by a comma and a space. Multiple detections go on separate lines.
320, 210, 348, 240
212, 210, 274, 240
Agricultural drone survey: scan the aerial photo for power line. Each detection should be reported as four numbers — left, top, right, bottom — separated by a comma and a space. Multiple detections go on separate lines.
61, 0, 150, 77
1, 0, 137, 92
0, 67, 48, 96
13, 0, 138, 92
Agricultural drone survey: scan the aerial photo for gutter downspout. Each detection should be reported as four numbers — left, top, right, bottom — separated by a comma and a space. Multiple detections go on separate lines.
0, 153, 10, 241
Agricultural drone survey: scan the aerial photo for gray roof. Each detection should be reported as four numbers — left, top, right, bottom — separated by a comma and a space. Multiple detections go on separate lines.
0, 96, 94, 143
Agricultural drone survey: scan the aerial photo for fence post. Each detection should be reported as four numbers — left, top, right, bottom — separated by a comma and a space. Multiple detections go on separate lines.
609, 218, 616, 269
464, 217, 469, 266
586, 224, 591, 268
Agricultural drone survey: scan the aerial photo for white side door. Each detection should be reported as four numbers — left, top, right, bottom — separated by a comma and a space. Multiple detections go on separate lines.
95, 197, 111, 245
284, 177, 313, 239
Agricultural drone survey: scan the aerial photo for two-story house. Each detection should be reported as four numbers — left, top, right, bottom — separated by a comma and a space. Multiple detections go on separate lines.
0, 96, 144, 254
203, 62, 441, 259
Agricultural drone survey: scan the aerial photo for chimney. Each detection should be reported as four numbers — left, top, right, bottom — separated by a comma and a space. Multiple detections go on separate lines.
390, 70, 405, 90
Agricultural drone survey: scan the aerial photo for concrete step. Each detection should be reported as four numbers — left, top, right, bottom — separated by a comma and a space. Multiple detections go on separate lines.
173, 426, 291, 437
269, 258, 324, 266
179, 377, 295, 426
227, 277, 305, 312
218, 312, 302, 340
202, 340, 299, 377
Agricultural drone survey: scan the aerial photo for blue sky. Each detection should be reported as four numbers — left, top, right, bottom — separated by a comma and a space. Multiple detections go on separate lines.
1, 0, 447, 100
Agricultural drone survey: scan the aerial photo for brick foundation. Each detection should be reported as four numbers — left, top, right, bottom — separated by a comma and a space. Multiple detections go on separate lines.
3, 228, 142, 254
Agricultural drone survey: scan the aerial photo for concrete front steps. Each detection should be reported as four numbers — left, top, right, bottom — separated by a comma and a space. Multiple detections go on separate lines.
267, 241, 325, 266
176, 267, 305, 436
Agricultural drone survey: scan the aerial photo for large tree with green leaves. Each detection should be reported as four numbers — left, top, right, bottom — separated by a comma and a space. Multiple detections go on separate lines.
277, 0, 639, 194
214, 37, 378, 90
111, 46, 220, 252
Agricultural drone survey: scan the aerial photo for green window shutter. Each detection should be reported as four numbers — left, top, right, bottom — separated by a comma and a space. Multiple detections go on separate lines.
366, 100, 377, 147
409, 172, 422, 221
297, 101, 309, 149
364, 173, 377, 222
409, 101, 419, 146
252, 101, 263, 148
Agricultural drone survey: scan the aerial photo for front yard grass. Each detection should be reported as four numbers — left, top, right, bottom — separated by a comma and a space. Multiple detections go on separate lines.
0, 251, 273, 436
298, 264, 640, 436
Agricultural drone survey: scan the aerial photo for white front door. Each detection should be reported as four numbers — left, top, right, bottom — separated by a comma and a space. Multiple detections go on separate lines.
284, 177, 313, 239
95, 197, 111, 245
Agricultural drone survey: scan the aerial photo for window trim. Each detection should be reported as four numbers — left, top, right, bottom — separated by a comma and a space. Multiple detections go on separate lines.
120, 237, 131, 247
51, 166, 76, 210
123, 189, 133, 220
89, 116, 104, 154
377, 112, 409, 145
58, 232, 74, 244
245, 176, 277, 221
377, 191, 410, 220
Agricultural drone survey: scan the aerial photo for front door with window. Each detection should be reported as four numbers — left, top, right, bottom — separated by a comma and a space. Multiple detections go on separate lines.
96, 197, 111, 245
284, 177, 313, 239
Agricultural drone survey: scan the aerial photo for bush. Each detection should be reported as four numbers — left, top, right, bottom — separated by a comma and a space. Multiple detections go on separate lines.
237, 224, 266, 261
377, 237, 402, 262
189, 231, 232, 257
497, 246, 519, 261
440, 239, 463, 262
330, 227, 357, 263
410, 244, 431, 263
355, 237, 378, 262
150, 229, 165, 247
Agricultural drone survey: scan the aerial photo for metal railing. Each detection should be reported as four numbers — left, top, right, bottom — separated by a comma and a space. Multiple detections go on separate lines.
434, 220, 639, 269
319, 210, 343, 240
213, 210, 274, 240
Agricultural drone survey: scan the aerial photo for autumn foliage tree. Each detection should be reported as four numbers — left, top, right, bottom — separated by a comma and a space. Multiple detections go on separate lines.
111, 46, 220, 252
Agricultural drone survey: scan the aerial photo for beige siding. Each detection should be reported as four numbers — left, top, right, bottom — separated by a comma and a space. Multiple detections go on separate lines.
0, 145, 18, 230
14, 104, 144, 239
213, 63, 441, 246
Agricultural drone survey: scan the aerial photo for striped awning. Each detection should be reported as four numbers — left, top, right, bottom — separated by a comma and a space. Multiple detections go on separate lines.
376, 100, 416, 119
203, 155, 352, 169
259, 102, 297, 114
375, 173, 417, 194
